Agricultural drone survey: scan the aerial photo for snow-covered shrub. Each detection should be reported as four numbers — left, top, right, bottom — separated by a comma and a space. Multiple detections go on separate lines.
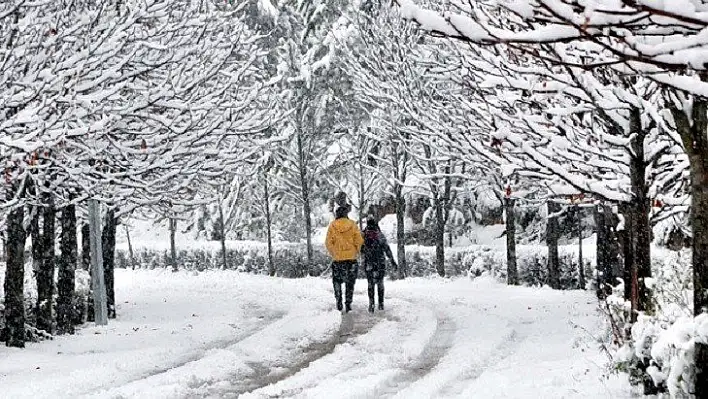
118, 243, 331, 277
608, 249, 705, 397
117, 242, 593, 288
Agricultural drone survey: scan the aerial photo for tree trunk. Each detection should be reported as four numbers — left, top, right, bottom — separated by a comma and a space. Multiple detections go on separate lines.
505, 197, 518, 285
595, 204, 613, 298
395, 185, 407, 279
88, 200, 107, 326
577, 205, 585, 290
30, 208, 42, 279
694, 175, 708, 398
302, 190, 313, 276
124, 224, 134, 270
434, 197, 445, 277
547, 200, 560, 290
4, 202, 26, 347
688, 99, 708, 399
296, 133, 313, 275
169, 218, 177, 272
102, 209, 117, 319
37, 200, 56, 334
218, 201, 227, 270
671, 90, 708, 397
628, 108, 652, 315
358, 169, 365, 231
264, 177, 275, 276
57, 204, 77, 335
619, 203, 639, 322
81, 223, 90, 271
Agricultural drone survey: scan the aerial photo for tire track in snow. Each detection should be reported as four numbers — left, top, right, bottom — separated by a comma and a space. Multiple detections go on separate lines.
210, 309, 381, 398
376, 309, 456, 397
437, 320, 531, 397
81, 305, 286, 398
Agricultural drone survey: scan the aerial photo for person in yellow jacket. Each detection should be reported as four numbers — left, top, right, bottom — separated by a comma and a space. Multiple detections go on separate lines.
325, 203, 364, 313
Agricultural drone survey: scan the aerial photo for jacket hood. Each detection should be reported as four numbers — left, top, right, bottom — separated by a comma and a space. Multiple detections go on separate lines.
331, 218, 355, 233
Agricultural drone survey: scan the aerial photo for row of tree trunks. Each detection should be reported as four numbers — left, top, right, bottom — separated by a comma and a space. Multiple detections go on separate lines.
4, 196, 118, 345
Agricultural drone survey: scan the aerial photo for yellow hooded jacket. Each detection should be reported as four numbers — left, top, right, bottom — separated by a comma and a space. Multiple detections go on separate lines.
325, 217, 364, 261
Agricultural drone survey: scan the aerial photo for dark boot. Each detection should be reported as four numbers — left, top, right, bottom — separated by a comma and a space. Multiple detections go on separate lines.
378, 303, 384, 311
345, 303, 352, 313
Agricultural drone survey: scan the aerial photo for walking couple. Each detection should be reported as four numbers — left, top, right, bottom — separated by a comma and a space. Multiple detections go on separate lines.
325, 203, 397, 313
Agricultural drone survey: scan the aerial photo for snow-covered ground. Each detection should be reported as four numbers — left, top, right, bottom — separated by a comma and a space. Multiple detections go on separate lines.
0, 269, 630, 398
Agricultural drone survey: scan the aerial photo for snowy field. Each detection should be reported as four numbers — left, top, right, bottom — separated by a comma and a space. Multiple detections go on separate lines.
0, 270, 632, 399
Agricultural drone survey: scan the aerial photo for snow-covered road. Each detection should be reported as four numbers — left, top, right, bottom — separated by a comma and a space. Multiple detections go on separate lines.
0, 270, 631, 398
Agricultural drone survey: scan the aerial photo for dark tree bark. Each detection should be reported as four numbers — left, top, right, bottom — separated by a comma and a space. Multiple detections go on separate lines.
577, 205, 585, 290
101, 209, 117, 319
4, 202, 27, 347
124, 224, 134, 270
358, 171, 366, 232
595, 204, 621, 298
671, 92, 708, 398
57, 204, 77, 335
29, 208, 42, 280
505, 197, 518, 285
433, 196, 445, 277
81, 223, 90, 271
264, 177, 275, 276
36, 200, 56, 334
218, 201, 227, 270
83, 222, 94, 322
629, 109, 653, 316
395, 185, 407, 279
169, 218, 177, 272
619, 203, 636, 316
296, 133, 314, 275
547, 200, 560, 289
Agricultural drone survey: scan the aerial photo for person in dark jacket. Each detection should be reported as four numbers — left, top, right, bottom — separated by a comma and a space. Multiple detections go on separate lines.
361, 217, 397, 313
325, 203, 364, 313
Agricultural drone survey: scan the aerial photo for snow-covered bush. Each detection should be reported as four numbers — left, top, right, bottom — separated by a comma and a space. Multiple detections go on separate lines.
117, 242, 593, 289
608, 249, 706, 397
117, 243, 332, 277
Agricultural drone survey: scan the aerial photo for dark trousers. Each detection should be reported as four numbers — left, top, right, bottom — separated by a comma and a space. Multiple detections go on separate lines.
332, 260, 358, 306
367, 274, 384, 306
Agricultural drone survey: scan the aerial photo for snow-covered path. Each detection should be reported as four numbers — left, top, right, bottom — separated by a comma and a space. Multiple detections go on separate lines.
0, 270, 630, 399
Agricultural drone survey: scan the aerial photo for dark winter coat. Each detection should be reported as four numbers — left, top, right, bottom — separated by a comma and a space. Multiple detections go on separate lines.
361, 228, 396, 278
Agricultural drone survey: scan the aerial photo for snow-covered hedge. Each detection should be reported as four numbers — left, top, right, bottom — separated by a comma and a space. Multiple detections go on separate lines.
408, 244, 593, 289
608, 249, 708, 397
116, 242, 593, 289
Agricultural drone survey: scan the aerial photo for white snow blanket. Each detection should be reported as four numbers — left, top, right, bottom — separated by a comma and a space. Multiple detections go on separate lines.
0, 270, 631, 398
